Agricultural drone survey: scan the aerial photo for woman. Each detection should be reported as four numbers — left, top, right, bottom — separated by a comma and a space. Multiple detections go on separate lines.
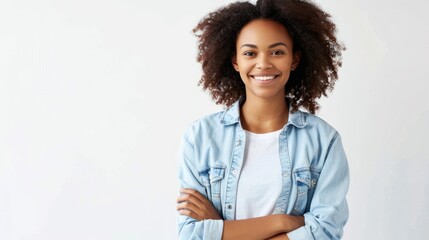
176, 0, 349, 239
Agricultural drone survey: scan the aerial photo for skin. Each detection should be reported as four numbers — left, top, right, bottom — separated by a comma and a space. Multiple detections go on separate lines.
177, 188, 222, 220
177, 189, 304, 240
233, 19, 300, 133
177, 19, 304, 239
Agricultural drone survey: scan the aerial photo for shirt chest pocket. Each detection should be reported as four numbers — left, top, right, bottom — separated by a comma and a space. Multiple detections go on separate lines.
291, 168, 320, 215
199, 166, 226, 213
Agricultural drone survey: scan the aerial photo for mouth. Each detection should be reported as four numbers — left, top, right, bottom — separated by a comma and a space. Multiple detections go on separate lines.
250, 75, 279, 81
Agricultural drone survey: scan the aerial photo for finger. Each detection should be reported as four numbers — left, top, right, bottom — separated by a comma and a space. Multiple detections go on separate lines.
178, 196, 220, 219
177, 209, 200, 220
177, 194, 204, 209
177, 192, 207, 206
177, 193, 203, 204
177, 202, 208, 221
180, 188, 207, 202
176, 200, 200, 213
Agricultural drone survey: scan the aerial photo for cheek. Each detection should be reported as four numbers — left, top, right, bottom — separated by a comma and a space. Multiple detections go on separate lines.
237, 62, 252, 76
279, 62, 294, 73
239, 72, 248, 82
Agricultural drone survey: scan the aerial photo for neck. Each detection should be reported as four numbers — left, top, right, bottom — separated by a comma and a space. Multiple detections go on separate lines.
240, 96, 289, 133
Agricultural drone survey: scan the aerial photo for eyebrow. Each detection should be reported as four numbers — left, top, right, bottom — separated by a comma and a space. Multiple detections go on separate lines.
240, 42, 288, 49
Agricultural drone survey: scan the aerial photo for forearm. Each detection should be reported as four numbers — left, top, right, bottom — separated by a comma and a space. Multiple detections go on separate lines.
267, 233, 290, 240
222, 214, 304, 240
222, 215, 283, 240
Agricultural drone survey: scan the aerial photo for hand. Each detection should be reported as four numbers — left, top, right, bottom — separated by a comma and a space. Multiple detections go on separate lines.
176, 188, 222, 221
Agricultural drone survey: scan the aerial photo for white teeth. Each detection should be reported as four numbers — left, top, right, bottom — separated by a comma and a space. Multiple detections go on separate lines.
253, 75, 276, 81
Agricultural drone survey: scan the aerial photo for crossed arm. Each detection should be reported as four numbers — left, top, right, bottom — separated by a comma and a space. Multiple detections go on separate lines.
177, 188, 304, 240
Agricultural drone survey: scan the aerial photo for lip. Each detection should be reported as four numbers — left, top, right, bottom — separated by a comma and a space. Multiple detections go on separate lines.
249, 74, 280, 84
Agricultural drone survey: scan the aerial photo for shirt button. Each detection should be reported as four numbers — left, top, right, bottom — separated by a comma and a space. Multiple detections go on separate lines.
282, 172, 289, 177
227, 204, 233, 210
232, 169, 238, 175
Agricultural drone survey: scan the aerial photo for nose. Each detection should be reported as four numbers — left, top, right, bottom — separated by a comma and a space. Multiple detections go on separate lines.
256, 54, 272, 69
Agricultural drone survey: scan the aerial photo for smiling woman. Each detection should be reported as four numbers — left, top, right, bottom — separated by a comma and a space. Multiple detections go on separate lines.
232, 19, 300, 121
192, 0, 344, 114
176, 0, 348, 239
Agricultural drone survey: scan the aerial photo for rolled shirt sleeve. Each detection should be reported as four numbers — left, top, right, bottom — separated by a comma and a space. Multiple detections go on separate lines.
178, 218, 223, 240
288, 132, 349, 240
177, 127, 224, 240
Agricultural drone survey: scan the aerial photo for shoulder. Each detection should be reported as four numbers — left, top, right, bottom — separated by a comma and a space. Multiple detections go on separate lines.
292, 112, 347, 168
191, 110, 225, 129
182, 109, 228, 139
304, 112, 336, 130
294, 110, 339, 140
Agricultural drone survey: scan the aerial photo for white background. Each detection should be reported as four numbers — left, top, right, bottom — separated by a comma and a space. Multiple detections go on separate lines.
1, 0, 428, 239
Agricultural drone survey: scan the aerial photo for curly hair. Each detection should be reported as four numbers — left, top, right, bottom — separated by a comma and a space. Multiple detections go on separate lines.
193, 0, 345, 114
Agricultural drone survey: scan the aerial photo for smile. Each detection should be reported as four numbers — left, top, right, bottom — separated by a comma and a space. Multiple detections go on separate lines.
251, 75, 278, 81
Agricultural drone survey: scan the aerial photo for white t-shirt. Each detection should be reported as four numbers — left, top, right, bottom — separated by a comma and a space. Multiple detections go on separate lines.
235, 129, 283, 220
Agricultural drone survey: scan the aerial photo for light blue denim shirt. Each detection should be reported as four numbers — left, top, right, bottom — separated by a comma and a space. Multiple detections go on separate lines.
177, 100, 349, 240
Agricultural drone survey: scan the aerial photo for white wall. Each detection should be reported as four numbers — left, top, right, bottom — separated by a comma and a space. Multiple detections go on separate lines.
1, 0, 428, 239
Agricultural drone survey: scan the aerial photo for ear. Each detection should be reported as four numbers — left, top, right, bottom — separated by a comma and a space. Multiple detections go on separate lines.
232, 55, 239, 72
291, 51, 301, 71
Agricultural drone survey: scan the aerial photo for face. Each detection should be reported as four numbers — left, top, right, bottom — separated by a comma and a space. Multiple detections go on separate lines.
232, 19, 300, 101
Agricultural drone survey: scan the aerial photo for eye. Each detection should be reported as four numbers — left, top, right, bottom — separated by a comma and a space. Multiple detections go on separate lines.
271, 50, 285, 56
243, 51, 256, 57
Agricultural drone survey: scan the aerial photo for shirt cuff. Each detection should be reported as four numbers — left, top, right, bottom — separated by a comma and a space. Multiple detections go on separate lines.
287, 226, 313, 240
203, 219, 224, 240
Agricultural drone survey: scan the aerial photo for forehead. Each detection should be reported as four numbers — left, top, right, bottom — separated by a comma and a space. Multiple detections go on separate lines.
236, 19, 293, 46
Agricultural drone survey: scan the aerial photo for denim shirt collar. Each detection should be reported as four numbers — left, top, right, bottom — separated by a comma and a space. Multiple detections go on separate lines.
219, 99, 308, 128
